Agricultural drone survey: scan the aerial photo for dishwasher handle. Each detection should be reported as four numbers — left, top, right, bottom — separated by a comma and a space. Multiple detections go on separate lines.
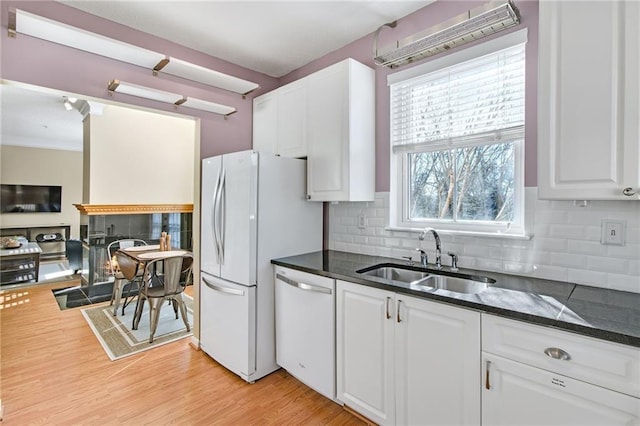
276, 273, 332, 295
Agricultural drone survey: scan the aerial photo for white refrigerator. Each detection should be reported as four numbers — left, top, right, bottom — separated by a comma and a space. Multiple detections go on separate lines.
199, 150, 322, 382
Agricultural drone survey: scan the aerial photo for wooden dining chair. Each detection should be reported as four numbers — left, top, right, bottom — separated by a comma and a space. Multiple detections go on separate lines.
107, 239, 147, 316
132, 253, 193, 343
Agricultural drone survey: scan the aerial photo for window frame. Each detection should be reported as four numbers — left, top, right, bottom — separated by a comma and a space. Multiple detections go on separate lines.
389, 29, 529, 237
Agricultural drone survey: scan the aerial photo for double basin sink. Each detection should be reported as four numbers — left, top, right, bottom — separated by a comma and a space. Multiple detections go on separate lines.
356, 263, 495, 294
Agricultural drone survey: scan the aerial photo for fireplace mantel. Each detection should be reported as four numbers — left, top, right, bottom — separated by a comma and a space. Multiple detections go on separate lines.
74, 204, 193, 215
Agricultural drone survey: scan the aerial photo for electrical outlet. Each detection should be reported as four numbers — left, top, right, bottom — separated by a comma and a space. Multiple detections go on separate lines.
358, 214, 367, 229
601, 219, 625, 246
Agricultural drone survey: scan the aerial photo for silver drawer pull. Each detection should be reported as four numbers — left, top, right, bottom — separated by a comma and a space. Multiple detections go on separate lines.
276, 273, 332, 294
622, 187, 636, 196
203, 278, 244, 296
544, 347, 571, 361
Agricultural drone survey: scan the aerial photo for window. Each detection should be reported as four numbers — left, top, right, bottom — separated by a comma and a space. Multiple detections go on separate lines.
389, 30, 527, 235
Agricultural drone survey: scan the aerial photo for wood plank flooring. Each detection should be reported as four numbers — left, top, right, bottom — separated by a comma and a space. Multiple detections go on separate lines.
0, 281, 364, 425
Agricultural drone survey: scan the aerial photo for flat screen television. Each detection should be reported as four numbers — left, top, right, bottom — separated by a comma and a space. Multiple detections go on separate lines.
0, 184, 62, 213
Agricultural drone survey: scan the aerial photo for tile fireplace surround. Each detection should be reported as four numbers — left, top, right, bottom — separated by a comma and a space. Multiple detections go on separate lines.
78, 210, 193, 291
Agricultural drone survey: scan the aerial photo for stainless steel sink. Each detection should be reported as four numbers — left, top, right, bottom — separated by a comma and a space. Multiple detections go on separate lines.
414, 275, 490, 294
356, 263, 494, 294
359, 266, 429, 284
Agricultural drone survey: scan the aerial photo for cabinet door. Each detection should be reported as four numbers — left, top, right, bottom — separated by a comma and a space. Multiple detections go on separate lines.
396, 295, 481, 426
482, 353, 640, 426
336, 280, 395, 425
307, 60, 349, 201
252, 92, 278, 155
277, 81, 307, 158
538, 1, 640, 200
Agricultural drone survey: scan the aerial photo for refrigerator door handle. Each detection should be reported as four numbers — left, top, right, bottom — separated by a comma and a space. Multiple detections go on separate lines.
203, 277, 245, 296
214, 168, 225, 265
276, 273, 332, 295
212, 169, 222, 264
218, 168, 226, 265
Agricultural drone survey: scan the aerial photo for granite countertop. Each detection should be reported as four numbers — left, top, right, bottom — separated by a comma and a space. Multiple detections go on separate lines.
272, 250, 640, 348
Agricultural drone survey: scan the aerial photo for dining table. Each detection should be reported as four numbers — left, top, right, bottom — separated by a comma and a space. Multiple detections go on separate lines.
115, 245, 192, 320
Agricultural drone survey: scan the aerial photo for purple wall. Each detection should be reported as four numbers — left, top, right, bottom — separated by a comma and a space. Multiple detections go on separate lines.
1, 1, 538, 190
0, 1, 278, 159
280, 0, 539, 191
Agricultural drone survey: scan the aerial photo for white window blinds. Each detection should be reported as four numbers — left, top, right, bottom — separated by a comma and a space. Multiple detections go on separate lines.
390, 42, 526, 153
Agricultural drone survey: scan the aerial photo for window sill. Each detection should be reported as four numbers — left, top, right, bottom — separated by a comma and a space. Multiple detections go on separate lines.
385, 226, 533, 241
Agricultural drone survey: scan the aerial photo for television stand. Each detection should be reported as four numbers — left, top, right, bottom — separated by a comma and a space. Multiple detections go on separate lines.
0, 225, 71, 261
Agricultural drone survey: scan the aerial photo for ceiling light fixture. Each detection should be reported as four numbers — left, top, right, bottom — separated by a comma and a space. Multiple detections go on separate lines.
153, 57, 259, 97
8, 8, 260, 97
374, 0, 520, 68
107, 80, 237, 118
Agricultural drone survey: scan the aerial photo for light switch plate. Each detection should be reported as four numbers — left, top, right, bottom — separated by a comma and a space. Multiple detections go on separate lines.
601, 219, 625, 246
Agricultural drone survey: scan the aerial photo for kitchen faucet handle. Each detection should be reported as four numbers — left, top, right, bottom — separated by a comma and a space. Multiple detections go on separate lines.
401, 256, 414, 266
447, 252, 459, 271
415, 248, 428, 267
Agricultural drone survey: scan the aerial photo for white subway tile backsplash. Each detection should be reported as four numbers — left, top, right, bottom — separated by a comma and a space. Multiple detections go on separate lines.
606, 273, 640, 293
328, 189, 640, 293
548, 252, 586, 268
585, 256, 628, 274
567, 240, 607, 256
568, 269, 607, 287
532, 265, 568, 282
549, 224, 587, 240
532, 237, 568, 252
607, 243, 640, 259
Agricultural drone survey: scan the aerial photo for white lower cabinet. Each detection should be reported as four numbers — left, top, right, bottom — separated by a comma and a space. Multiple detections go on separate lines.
482, 353, 640, 426
482, 315, 640, 426
336, 280, 481, 425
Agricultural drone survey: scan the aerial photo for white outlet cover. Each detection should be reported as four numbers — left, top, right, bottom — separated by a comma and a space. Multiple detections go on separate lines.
601, 219, 625, 246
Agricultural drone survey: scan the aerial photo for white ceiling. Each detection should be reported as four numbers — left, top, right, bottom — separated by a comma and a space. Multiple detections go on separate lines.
1, 84, 85, 152
60, 1, 431, 78
2, 1, 432, 152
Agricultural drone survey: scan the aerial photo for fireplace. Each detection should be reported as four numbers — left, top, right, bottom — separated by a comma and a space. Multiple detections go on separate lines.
79, 210, 193, 287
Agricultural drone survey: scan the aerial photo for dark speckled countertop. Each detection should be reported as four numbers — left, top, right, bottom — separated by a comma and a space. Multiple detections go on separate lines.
272, 250, 640, 348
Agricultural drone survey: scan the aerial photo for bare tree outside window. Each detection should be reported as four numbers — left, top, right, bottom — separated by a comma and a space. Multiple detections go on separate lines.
408, 141, 515, 222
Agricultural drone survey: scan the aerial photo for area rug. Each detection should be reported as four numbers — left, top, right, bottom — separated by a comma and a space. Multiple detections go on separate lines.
81, 295, 193, 360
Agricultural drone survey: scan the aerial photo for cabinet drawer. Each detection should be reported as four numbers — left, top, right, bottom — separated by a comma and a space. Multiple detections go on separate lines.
482, 314, 640, 397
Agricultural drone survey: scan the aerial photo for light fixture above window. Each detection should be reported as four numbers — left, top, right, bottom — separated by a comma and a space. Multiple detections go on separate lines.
107, 80, 236, 117
373, 0, 520, 68
8, 8, 260, 96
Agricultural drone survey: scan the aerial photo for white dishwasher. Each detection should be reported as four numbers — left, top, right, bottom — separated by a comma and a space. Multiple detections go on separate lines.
274, 266, 336, 401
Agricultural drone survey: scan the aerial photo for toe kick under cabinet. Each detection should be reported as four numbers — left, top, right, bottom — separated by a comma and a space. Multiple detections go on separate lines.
482, 315, 640, 426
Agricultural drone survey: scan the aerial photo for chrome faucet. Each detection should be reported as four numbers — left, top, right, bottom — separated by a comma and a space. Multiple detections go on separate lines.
418, 227, 442, 269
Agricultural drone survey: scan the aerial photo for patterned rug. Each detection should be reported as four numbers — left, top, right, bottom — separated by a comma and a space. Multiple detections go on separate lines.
81, 294, 193, 360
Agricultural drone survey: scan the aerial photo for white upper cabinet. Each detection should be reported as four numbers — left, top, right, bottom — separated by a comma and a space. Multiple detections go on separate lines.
306, 59, 375, 202
252, 81, 307, 158
277, 81, 307, 158
538, 1, 640, 200
252, 92, 278, 155
253, 58, 375, 201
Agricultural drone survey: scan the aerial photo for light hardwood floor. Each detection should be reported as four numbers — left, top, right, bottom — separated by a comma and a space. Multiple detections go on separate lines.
0, 281, 364, 425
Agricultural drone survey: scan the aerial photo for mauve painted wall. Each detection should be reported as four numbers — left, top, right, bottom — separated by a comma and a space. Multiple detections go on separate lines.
280, 0, 539, 191
0, 1, 278, 159
1, 1, 538, 190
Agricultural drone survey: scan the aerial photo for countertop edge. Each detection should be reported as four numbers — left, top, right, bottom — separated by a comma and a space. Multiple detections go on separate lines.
271, 256, 640, 349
